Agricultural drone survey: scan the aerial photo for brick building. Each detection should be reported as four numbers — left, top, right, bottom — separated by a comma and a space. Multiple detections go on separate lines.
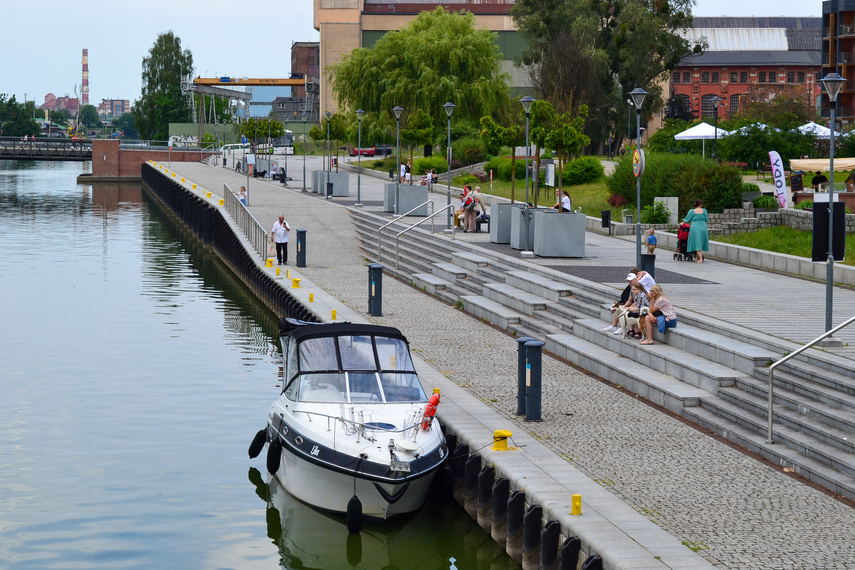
823, 0, 855, 126
670, 17, 821, 122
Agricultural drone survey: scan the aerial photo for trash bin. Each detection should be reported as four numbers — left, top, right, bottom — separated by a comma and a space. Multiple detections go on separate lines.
601, 210, 611, 228
296, 229, 307, 267
326, 182, 334, 199
389, 168, 394, 179
640, 253, 655, 278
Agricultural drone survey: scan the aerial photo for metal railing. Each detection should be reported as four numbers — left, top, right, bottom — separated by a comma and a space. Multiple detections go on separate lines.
767, 314, 855, 443
224, 183, 270, 260
377, 201, 435, 263
395, 204, 456, 269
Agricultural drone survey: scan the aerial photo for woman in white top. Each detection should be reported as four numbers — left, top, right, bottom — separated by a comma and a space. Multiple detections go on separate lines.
641, 285, 677, 345
553, 190, 571, 212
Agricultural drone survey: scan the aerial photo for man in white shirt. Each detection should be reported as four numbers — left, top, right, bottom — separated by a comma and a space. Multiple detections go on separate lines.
271, 215, 291, 265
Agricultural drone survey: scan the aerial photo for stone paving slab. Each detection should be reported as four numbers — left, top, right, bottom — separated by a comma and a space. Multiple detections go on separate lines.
166, 160, 855, 570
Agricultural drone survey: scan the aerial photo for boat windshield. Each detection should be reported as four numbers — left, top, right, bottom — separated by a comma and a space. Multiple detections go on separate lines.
284, 333, 426, 403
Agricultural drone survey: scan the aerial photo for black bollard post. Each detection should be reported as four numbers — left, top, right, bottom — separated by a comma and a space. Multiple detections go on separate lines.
560, 536, 582, 570
448, 443, 469, 506
541, 520, 560, 570
516, 337, 535, 415
280, 167, 286, 185
296, 229, 307, 267
491, 477, 510, 549
477, 465, 495, 533
522, 504, 543, 570
463, 455, 481, 519
506, 490, 526, 565
580, 554, 603, 570
368, 263, 383, 316
525, 340, 544, 422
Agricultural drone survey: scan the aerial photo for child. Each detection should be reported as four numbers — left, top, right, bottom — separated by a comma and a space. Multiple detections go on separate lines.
645, 228, 657, 254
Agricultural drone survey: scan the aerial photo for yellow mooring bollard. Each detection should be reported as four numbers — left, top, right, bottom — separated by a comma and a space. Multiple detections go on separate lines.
207, 192, 212, 198
292, 278, 301, 289
331, 309, 337, 320
492, 429, 514, 451
571, 494, 582, 515
286, 269, 290, 279
309, 293, 314, 302
276, 267, 280, 276
172, 173, 176, 178
219, 199, 224, 206
266, 258, 273, 268
181, 177, 185, 183
192, 183, 196, 189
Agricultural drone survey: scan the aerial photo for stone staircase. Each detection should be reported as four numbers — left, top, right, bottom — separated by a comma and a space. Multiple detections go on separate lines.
350, 208, 855, 500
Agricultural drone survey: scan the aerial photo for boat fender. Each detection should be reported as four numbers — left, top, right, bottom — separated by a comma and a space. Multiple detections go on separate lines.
346, 495, 363, 534
266, 440, 282, 475
248, 429, 267, 459
421, 392, 441, 430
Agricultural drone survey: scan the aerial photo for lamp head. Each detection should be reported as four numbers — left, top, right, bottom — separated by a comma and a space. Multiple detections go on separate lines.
629, 88, 648, 109
519, 95, 534, 114
355, 109, 365, 120
443, 101, 455, 118
301, 112, 307, 121
822, 72, 845, 103
392, 106, 404, 119
710, 95, 723, 110
324, 111, 331, 120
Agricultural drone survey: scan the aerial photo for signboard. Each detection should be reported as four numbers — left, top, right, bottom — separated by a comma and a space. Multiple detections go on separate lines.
241, 135, 247, 144
632, 149, 645, 177
545, 163, 555, 187
790, 174, 804, 193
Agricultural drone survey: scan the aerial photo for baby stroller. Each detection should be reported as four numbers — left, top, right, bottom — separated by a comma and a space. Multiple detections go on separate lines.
674, 222, 694, 261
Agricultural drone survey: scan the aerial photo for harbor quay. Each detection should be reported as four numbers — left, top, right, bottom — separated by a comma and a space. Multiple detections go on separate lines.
144, 158, 855, 569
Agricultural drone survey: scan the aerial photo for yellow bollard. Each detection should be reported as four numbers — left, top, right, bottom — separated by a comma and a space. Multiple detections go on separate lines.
309, 293, 314, 302
172, 173, 176, 178
292, 278, 301, 289
219, 199, 224, 206
276, 267, 280, 276
492, 429, 513, 451
571, 494, 582, 515
331, 309, 337, 320
266, 258, 273, 268
192, 183, 196, 189
286, 269, 290, 279
181, 177, 185, 183
207, 192, 212, 198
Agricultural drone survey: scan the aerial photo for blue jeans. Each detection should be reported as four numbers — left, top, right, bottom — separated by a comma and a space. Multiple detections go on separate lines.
657, 316, 677, 334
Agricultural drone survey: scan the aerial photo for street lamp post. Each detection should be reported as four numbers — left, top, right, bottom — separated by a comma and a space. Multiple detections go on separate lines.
325, 111, 331, 200
821, 72, 845, 337
711, 95, 723, 160
627, 98, 632, 150
443, 102, 455, 229
301, 111, 307, 191
393, 106, 403, 214
629, 87, 648, 269
356, 109, 364, 207
520, 96, 534, 254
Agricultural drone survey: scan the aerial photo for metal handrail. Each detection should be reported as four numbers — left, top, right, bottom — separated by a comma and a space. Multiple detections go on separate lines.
223, 183, 270, 260
767, 314, 855, 443
377, 200, 435, 263
395, 204, 456, 269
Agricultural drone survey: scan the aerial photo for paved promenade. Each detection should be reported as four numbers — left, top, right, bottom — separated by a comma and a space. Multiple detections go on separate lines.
169, 159, 855, 569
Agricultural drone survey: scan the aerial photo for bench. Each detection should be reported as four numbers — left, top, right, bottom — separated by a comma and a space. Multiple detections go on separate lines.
475, 215, 490, 233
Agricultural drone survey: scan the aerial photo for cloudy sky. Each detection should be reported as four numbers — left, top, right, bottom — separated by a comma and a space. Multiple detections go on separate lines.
2, 0, 818, 109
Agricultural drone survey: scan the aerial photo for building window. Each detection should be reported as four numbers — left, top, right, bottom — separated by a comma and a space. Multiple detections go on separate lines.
769, 71, 777, 83
730, 72, 737, 83
683, 72, 691, 83
712, 72, 720, 83
702, 72, 710, 83
759, 71, 766, 83
730, 94, 740, 114
740, 71, 748, 83
673, 72, 680, 83
798, 71, 805, 83
787, 72, 795, 83
701, 94, 720, 118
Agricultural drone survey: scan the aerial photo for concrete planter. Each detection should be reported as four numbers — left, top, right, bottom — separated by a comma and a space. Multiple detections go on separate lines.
533, 210, 586, 257
384, 183, 397, 213
396, 185, 429, 216
510, 205, 536, 250
490, 203, 514, 244
327, 172, 350, 196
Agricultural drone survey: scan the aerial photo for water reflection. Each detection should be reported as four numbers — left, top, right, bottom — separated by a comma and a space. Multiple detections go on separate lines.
248, 468, 518, 570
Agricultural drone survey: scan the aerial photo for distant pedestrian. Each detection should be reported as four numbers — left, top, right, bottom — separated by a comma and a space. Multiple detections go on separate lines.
400, 161, 406, 183
405, 161, 412, 184
271, 214, 291, 265
645, 228, 657, 254
684, 199, 709, 263
238, 186, 247, 206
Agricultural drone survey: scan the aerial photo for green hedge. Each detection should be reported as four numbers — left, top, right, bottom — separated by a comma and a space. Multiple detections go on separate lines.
451, 136, 487, 166
563, 156, 604, 185
607, 153, 743, 214
413, 156, 448, 175
485, 156, 526, 181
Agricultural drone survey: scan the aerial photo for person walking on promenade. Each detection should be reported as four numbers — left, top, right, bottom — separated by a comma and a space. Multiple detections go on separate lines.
271, 214, 291, 265
684, 199, 709, 263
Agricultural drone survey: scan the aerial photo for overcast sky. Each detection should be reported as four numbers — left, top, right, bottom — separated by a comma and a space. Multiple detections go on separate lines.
3, 0, 818, 110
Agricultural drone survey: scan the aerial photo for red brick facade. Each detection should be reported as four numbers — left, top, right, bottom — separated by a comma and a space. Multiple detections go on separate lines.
91, 140, 214, 179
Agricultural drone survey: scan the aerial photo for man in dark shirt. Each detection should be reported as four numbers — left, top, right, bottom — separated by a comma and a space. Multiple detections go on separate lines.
811, 171, 829, 189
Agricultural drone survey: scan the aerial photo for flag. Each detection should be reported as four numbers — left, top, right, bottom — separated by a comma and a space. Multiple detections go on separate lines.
768, 151, 788, 208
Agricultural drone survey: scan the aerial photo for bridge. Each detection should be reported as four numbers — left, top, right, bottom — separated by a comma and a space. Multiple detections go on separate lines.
0, 136, 92, 161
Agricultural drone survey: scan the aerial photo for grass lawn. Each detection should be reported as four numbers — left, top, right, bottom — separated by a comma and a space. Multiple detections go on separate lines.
713, 226, 855, 266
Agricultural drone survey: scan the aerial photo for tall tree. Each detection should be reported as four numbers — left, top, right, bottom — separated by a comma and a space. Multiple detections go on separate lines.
78, 104, 102, 130
512, 0, 701, 153
114, 113, 138, 138
329, 7, 509, 132
135, 31, 193, 140
480, 116, 524, 202
0, 94, 39, 137
401, 109, 435, 162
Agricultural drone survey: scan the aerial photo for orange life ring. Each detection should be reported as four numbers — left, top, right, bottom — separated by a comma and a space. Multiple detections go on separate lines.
420, 393, 440, 430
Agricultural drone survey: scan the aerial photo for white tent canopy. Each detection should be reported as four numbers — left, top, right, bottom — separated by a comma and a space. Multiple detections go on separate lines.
727, 122, 780, 135
673, 122, 731, 157
796, 121, 838, 139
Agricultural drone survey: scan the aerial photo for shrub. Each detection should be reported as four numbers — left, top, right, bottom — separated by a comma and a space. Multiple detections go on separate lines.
485, 156, 526, 181
451, 136, 487, 166
741, 182, 761, 194
607, 152, 743, 214
607, 194, 629, 208
563, 156, 604, 186
642, 201, 671, 224
413, 156, 448, 175
752, 195, 780, 209
795, 200, 813, 210
452, 174, 481, 187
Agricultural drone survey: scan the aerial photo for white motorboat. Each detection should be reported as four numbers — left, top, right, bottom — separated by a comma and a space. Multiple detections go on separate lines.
249, 319, 448, 526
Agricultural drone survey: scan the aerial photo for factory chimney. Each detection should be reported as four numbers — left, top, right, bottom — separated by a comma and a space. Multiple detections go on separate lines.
82, 49, 89, 106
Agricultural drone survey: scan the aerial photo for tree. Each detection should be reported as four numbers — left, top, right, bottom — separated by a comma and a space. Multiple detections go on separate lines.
78, 104, 102, 130
240, 117, 285, 152
114, 113, 138, 138
0, 94, 39, 137
50, 108, 72, 127
735, 88, 815, 131
480, 116, 524, 202
329, 7, 509, 132
512, 0, 701, 153
135, 31, 193, 140
401, 109, 435, 162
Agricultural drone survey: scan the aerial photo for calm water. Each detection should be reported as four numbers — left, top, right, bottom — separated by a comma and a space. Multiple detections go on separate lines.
0, 161, 516, 569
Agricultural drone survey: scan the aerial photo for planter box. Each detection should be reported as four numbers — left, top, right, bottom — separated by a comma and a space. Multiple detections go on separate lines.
510, 205, 536, 250
384, 183, 397, 212
533, 210, 586, 257
396, 185, 429, 216
327, 172, 350, 197
490, 203, 514, 244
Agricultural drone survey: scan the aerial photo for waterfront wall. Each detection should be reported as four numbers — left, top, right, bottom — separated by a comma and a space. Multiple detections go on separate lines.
92, 140, 214, 180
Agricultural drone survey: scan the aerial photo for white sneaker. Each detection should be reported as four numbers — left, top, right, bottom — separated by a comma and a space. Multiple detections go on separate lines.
603, 325, 617, 332
612, 328, 624, 335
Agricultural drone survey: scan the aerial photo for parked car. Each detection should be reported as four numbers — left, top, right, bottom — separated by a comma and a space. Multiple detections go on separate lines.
374, 144, 393, 156
349, 147, 376, 157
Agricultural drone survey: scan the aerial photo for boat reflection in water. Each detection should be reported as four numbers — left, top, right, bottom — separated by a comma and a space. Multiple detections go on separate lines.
248, 468, 519, 569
